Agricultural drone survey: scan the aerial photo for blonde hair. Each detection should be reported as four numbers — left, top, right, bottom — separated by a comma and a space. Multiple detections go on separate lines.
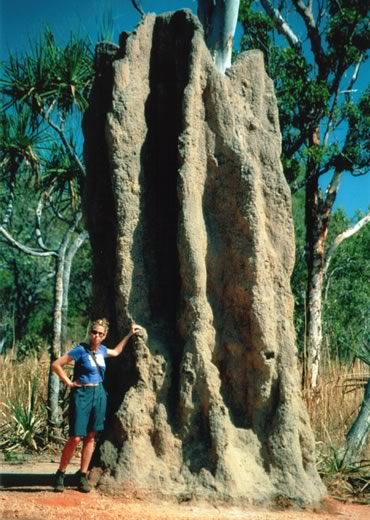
90, 318, 110, 333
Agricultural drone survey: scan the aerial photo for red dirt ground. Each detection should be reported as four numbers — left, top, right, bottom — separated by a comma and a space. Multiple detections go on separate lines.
2, 490, 370, 520
1, 461, 370, 520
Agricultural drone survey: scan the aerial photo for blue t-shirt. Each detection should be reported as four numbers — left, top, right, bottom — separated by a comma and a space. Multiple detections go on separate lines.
68, 343, 108, 384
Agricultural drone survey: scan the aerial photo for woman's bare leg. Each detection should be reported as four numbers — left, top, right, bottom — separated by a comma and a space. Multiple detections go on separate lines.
80, 432, 96, 473
58, 436, 81, 472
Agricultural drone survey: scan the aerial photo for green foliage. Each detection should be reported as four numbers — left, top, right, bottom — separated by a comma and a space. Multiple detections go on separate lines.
316, 440, 370, 500
0, 29, 93, 191
68, 241, 93, 333
327, 2, 370, 63
323, 212, 370, 360
42, 143, 83, 207
341, 88, 370, 174
0, 378, 47, 452
1, 29, 93, 115
16, 334, 45, 362
0, 235, 53, 345
292, 203, 370, 360
239, 0, 370, 183
0, 30, 93, 195
0, 175, 53, 343
97, 8, 115, 43
0, 106, 46, 183
239, 0, 274, 56
3, 451, 27, 464
0, 170, 92, 349
0, 29, 94, 354
316, 443, 348, 476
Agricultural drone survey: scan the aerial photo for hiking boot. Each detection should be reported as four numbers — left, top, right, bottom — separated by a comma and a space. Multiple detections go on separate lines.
78, 472, 91, 493
54, 470, 65, 493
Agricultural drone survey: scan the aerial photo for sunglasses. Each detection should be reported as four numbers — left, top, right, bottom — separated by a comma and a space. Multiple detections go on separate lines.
91, 330, 105, 337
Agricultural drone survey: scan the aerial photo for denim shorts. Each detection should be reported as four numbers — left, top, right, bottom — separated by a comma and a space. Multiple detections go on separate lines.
69, 384, 107, 437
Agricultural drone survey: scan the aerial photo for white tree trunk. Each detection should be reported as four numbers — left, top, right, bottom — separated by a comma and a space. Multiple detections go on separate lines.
305, 250, 324, 389
61, 230, 88, 344
47, 253, 65, 430
341, 380, 370, 466
304, 161, 342, 390
198, 0, 240, 73
48, 223, 87, 431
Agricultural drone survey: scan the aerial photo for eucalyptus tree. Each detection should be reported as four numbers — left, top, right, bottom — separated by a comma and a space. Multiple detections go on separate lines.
131, 0, 241, 74
197, 0, 241, 73
239, 0, 370, 388
0, 30, 94, 431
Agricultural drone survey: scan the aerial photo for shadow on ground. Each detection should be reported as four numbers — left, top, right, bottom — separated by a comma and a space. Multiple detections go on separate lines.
0, 472, 78, 489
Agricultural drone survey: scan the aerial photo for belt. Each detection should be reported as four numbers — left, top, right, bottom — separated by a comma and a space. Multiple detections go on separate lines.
78, 383, 101, 387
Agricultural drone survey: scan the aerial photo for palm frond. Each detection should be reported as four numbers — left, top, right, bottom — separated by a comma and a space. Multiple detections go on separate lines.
41, 143, 83, 207
0, 106, 48, 181
0, 29, 94, 117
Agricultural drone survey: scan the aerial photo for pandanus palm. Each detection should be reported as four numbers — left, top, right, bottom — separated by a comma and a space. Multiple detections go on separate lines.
0, 29, 94, 434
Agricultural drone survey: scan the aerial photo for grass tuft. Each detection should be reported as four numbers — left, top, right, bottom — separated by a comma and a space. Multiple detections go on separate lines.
0, 352, 49, 452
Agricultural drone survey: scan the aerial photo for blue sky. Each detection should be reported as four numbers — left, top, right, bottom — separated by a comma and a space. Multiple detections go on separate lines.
1, 0, 369, 218
0, 1, 196, 56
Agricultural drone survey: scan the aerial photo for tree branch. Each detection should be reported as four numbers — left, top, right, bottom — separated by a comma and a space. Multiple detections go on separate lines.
61, 228, 89, 343
1, 179, 16, 228
131, 0, 145, 18
0, 225, 58, 257
40, 109, 85, 178
62, 229, 88, 296
324, 212, 370, 276
35, 190, 53, 252
323, 55, 363, 146
260, 0, 301, 49
49, 192, 74, 225
344, 54, 363, 103
57, 211, 83, 257
351, 168, 369, 177
323, 89, 341, 147
285, 130, 311, 160
198, 0, 241, 74
290, 167, 322, 194
65, 229, 88, 267
322, 169, 343, 216
292, 0, 326, 77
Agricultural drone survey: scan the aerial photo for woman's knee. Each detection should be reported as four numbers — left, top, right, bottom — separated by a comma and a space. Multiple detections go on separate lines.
68, 435, 82, 446
84, 432, 96, 443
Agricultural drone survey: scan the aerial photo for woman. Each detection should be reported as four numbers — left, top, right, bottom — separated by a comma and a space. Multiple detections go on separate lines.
51, 318, 141, 493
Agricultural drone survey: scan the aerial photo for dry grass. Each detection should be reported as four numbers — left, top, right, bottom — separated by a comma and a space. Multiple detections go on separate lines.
0, 350, 49, 404
305, 361, 370, 450
304, 361, 370, 501
1, 354, 369, 448
0, 351, 51, 453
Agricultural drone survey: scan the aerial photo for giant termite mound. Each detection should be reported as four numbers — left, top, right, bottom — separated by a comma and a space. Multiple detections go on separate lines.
83, 9, 325, 506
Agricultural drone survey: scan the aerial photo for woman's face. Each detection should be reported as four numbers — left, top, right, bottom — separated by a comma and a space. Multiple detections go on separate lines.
89, 324, 107, 348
